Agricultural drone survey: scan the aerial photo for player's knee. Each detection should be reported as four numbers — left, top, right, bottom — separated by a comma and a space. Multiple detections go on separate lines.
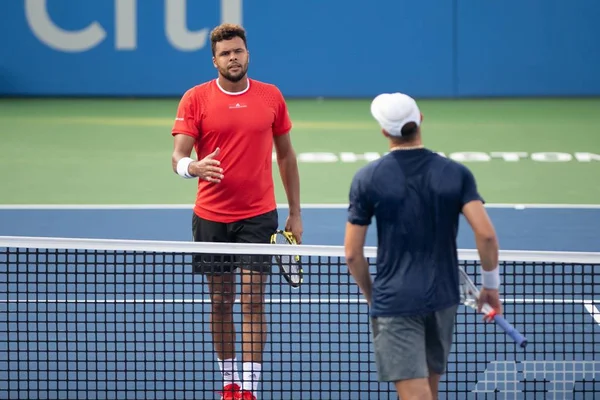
210, 292, 235, 314
402, 394, 433, 400
240, 294, 264, 314
398, 389, 433, 400
395, 379, 433, 400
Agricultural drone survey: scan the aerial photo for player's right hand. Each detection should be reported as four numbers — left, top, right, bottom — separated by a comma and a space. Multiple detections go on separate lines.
189, 148, 224, 183
478, 288, 503, 318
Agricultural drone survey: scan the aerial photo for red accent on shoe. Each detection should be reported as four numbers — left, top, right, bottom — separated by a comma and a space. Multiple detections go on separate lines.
218, 383, 241, 400
239, 390, 257, 400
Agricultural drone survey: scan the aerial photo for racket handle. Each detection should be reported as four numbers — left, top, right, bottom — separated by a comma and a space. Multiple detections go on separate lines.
492, 314, 528, 348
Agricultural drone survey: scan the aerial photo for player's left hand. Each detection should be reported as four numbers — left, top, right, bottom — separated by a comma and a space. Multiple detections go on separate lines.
285, 214, 303, 244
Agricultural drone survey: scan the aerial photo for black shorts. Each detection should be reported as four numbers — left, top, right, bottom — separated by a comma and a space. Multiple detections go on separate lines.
191, 209, 278, 275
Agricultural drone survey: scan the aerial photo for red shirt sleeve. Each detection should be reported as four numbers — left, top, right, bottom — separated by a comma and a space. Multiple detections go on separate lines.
272, 88, 292, 136
171, 88, 200, 138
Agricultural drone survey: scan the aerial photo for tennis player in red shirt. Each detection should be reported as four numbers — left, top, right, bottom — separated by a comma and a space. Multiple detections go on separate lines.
170, 24, 303, 400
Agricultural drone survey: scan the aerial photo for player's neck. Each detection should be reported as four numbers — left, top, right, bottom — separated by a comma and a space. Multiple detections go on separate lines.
389, 139, 424, 151
216, 75, 250, 94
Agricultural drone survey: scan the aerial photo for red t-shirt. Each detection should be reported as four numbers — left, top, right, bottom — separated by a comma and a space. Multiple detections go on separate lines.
171, 78, 292, 223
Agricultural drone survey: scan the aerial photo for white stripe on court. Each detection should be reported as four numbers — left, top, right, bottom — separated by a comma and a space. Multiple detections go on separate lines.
584, 303, 600, 326
0, 203, 600, 210
0, 297, 595, 304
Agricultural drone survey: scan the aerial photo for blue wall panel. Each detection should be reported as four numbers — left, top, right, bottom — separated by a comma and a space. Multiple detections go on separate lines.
0, 0, 598, 98
242, 0, 455, 98
456, 0, 600, 97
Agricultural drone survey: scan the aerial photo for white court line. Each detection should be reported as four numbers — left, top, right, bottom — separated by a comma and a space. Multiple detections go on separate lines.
0, 203, 600, 210
0, 297, 595, 304
585, 304, 600, 325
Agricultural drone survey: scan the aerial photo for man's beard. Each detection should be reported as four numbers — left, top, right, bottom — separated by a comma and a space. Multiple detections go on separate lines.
221, 64, 248, 83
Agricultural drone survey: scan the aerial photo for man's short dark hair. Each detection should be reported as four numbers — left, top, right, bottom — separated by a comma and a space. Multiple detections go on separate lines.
400, 122, 419, 138
210, 24, 247, 56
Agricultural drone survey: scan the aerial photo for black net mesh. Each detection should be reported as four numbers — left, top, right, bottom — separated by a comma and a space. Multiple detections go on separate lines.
1, 241, 599, 399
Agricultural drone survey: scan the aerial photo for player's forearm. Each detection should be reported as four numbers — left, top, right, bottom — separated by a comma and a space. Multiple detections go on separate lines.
277, 153, 301, 215
347, 256, 372, 305
171, 151, 186, 173
475, 233, 499, 272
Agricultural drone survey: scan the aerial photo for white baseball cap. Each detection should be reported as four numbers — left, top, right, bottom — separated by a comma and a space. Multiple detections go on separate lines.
370, 92, 421, 137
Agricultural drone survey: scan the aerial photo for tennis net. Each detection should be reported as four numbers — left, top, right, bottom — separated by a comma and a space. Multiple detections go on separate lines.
1, 235, 600, 400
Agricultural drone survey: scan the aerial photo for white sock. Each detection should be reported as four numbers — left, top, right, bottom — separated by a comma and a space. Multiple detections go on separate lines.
242, 362, 262, 393
218, 358, 240, 386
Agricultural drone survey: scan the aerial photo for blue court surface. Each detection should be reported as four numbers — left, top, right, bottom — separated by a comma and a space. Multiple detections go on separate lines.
1, 205, 599, 251
1, 205, 600, 399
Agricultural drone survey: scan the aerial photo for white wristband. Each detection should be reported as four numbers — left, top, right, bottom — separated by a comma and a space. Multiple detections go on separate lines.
176, 157, 195, 179
481, 267, 501, 289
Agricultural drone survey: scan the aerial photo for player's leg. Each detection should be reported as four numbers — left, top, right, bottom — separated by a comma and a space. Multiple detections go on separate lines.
191, 213, 240, 397
239, 268, 269, 396
426, 374, 441, 399
231, 209, 278, 397
370, 315, 433, 400
424, 304, 459, 398
206, 273, 239, 398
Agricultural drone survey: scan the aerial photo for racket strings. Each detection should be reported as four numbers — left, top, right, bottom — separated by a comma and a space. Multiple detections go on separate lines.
272, 232, 302, 285
273, 234, 290, 245
459, 272, 480, 309
274, 233, 294, 266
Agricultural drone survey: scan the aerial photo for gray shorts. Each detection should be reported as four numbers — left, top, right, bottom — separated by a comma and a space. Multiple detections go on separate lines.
370, 304, 458, 382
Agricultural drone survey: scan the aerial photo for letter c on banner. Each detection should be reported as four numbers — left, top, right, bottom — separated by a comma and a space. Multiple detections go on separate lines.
25, 0, 106, 52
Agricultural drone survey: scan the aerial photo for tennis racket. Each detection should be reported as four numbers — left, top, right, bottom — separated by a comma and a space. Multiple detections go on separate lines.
459, 266, 528, 348
270, 230, 303, 288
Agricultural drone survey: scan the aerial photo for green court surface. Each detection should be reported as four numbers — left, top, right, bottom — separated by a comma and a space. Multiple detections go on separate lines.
0, 98, 598, 205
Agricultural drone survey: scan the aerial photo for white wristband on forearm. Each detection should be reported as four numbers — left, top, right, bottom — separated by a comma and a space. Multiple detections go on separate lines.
176, 157, 195, 179
481, 267, 501, 289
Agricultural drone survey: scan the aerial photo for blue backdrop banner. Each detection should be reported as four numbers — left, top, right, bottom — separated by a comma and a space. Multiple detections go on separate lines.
1, 0, 598, 97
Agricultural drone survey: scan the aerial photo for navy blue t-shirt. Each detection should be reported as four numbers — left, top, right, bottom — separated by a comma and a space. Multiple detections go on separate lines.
347, 148, 484, 317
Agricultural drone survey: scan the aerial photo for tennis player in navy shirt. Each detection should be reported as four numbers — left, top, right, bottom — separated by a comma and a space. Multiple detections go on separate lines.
344, 92, 503, 400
